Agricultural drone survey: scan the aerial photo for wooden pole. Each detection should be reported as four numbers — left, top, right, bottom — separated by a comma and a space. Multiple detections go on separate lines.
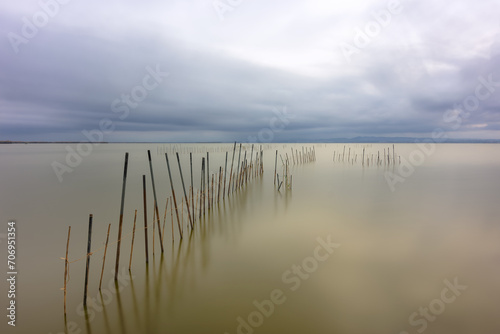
200, 158, 204, 218
241, 150, 247, 189
235, 143, 242, 192
274, 150, 277, 185
218, 166, 222, 203
250, 144, 254, 177
211, 174, 214, 205
114, 152, 129, 281
63, 226, 71, 316
165, 153, 183, 239
152, 207, 155, 256
393, 144, 395, 165
128, 211, 137, 271
99, 223, 111, 290
181, 197, 184, 233
147, 150, 164, 253
228, 142, 236, 196
260, 146, 263, 174
190, 152, 194, 224
162, 198, 169, 240
170, 196, 174, 242
223, 151, 228, 199
142, 175, 149, 264
206, 152, 210, 210
176, 152, 194, 229
83, 214, 93, 307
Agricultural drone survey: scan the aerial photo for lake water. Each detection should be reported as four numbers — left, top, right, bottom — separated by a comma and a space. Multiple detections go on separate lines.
1, 143, 499, 334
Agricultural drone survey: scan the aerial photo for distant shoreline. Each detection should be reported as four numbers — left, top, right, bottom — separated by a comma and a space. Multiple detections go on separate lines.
2, 139, 500, 144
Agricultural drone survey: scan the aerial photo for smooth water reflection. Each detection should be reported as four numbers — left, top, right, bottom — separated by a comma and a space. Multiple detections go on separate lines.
0, 143, 499, 334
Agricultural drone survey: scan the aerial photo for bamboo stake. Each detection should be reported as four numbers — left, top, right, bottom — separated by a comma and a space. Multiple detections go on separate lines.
128, 211, 137, 271
114, 152, 129, 281
176, 152, 194, 229
250, 144, 254, 179
223, 151, 228, 199
84, 214, 93, 307
241, 150, 247, 189
218, 166, 222, 203
206, 152, 210, 210
142, 175, 149, 264
99, 223, 111, 290
152, 208, 155, 256
260, 146, 263, 174
211, 174, 214, 205
165, 153, 183, 239
147, 150, 164, 253
200, 158, 204, 218
228, 142, 236, 196
235, 143, 242, 192
171, 196, 174, 243
63, 226, 71, 316
393, 144, 395, 165
162, 199, 169, 244
195, 190, 199, 220
190, 152, 194, 224
274, 150, 277, 185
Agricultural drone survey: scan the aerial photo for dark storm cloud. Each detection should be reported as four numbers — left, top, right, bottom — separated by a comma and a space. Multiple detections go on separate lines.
1, 0, 499, 141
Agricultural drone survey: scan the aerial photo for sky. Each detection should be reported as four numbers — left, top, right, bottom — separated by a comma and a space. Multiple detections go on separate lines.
1, 0, 500, 142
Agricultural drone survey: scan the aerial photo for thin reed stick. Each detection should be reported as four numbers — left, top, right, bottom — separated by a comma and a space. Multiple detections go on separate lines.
190, 153, 194, 224
218, 166, 222, 203
99, 223, 111, 290
162, 199, 169, 240
142, 175, 149, 264
250, 144, 254, 178
223, 151, 228, 198
274, 150, 277, 185
152, 208, 155, 256
235, 143, 242, 192
83, 214, 93, 307
171, 196, 174, 242
128, 211, 137, 271
63, 226, 71, 316
228, 142, 236, 195
114, 152, 129, 281
200, 158, 204, 218
165, 153, 183, 239
211, 174, 214, 205
181, 197, 184, 233
176, 152, 194, 229
147, 150, 164, 253
207, 152, 210, 210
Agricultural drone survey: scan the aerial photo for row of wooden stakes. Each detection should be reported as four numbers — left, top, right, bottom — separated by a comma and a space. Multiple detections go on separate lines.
333, 144, 400, 166
62, 143, 266, 315
273, 146, 316, 191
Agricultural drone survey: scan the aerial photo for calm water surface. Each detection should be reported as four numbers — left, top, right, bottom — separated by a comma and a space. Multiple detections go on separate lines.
1, 143, 499, 334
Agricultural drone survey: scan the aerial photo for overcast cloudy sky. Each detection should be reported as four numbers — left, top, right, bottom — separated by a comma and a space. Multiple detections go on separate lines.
1, 0, 500, 142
